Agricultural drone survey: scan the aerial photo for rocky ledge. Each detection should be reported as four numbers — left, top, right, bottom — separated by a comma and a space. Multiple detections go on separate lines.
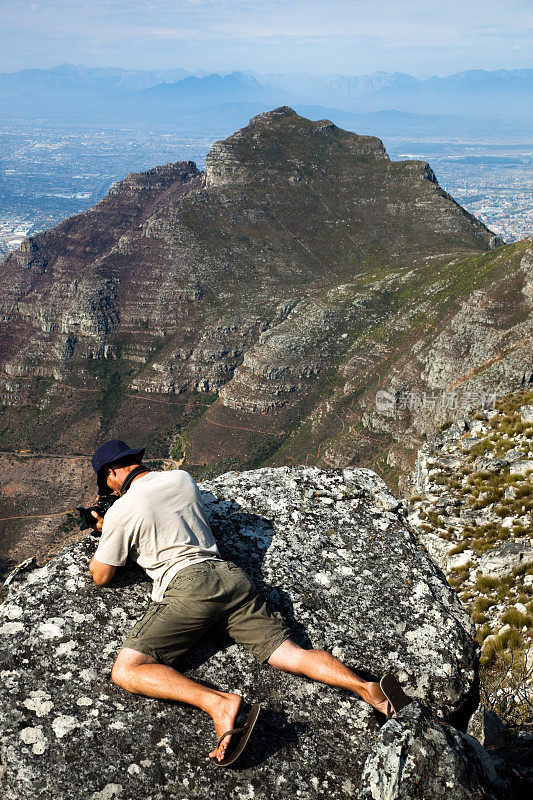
0, 466, 522, 799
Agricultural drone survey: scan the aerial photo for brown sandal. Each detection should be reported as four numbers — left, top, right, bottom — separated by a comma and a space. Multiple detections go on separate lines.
379, 674, 412, 719
212, 702, 261, 767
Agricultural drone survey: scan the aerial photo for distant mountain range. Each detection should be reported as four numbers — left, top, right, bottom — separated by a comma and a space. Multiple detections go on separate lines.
137, 72, 288, 112
265, 68, 533, 115
0, 64, 531, 135
0, 64, 194, 96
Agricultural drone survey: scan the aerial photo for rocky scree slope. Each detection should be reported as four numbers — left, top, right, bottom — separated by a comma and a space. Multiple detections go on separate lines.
407, 389, 533, 727
1, 466, 518, 800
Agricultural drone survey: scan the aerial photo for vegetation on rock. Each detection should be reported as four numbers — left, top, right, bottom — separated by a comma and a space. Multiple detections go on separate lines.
408, 388, 533, 730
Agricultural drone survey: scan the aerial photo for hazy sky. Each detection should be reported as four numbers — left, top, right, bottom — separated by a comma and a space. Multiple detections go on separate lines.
1, 0, 532, 76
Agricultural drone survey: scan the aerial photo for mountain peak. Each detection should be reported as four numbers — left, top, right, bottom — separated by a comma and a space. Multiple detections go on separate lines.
249, 105, 298, 122
205, 106, 389, 188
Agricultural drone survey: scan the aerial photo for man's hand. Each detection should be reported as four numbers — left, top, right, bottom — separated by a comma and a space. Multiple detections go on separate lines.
90, 510, 104, 533
88, 511, 116, 585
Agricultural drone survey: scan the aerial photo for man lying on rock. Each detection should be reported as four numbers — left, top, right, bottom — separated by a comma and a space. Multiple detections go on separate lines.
88, 439, 410, 766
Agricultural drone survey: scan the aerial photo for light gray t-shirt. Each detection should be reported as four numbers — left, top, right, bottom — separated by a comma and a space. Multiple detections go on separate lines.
94, 470, 221, 601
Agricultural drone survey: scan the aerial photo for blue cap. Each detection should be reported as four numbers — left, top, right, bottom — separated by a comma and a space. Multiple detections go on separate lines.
92, 439, 145, 495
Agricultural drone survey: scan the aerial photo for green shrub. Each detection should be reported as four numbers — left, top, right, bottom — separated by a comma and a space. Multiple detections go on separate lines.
475, 596, 494, 612
481, 628, 521, 664
480, 644, 533, 730
470, 441, 492, 457
448, 541, 469, 556
472, 538, 496, 553
476, 575, 499, 592
500, 607, 529, 629
494, 506, 509, 518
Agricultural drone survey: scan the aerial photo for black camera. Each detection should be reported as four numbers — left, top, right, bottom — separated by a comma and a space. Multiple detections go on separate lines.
77, 494, 118, 533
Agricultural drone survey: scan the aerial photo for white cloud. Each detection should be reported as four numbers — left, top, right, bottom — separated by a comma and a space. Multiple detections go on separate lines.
95, 25, 196, 42
1, 0, 531, 74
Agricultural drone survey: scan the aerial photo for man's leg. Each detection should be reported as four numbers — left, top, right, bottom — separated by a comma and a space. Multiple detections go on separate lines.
266, 639, 389, 714
111, 647, 243, 762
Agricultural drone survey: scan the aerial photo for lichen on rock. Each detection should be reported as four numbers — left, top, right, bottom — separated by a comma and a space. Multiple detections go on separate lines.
1, 466, 480, 799
360, 703, 518, 800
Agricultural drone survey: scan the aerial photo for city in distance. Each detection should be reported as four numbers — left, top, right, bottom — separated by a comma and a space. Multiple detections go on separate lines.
0, 65, 532, 254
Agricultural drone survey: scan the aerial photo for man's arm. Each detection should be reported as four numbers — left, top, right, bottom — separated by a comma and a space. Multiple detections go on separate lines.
88, 510, 116, 585
89, 556, 116, 586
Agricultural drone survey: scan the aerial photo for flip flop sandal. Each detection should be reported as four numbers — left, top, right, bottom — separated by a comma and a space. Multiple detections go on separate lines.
212, 702, 261, 767
379, 674, 412, 719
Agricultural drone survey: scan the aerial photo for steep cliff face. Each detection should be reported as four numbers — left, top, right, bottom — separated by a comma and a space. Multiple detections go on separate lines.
0, 107, 519, 570
0, 162, 203, 359
354, 241, 533, 492
421, 254, 532, 394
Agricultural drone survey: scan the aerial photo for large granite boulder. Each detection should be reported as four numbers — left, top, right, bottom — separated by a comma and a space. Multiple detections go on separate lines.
1, 467, 480, 800
360, 703, 518, 800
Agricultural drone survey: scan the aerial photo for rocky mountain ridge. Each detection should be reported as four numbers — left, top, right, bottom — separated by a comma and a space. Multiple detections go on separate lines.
1, 109, 495, 450
363, 242, 532, 492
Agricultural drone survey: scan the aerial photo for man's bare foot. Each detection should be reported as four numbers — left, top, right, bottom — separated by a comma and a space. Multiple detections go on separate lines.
362, 682, 389, 716
208, 692, 244, 762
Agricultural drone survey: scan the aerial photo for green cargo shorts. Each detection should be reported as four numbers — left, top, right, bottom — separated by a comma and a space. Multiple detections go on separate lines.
122, 560, 291, 664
